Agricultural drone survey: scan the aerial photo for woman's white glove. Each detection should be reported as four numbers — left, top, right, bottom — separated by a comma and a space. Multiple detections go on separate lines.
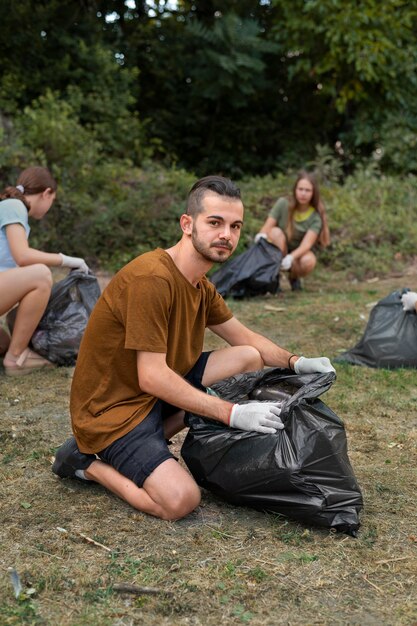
229, 402, 284, 434
254, 233, 268, 244
59, 253, 89, 274
281, 254, 293, 270
401, 291, 417, 312
294, 356, 336, 375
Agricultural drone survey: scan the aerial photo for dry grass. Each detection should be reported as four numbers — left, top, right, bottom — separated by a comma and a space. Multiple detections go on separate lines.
1, 268, 416, 625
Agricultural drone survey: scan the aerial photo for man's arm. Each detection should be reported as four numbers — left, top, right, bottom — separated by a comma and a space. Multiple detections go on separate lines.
137, 351, 284, 434
137, 351, 233, 424
209, 317, 294, 368
209, 317, 335, 374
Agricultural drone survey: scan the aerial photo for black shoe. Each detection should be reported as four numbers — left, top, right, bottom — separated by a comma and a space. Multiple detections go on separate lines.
290, 277, 303, 291
52, 436, 96, 479
273, 275, 282, 295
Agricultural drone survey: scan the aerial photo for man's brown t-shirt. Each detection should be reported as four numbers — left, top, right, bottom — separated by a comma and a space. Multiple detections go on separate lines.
70, 249, 233, 453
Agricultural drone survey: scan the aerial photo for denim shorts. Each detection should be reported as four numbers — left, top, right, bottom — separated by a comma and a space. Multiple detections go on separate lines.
97, 351, 211, 487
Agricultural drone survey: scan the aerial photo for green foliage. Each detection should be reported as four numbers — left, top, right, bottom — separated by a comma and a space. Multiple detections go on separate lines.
1, 84, 416, 279
271, 0, 417, 173
0, 0, 145, 165
308, 144, 344, 185
359, 108, 417, 175
16, 91, 102, 168
273, 0, 416, 110
2, 1, 416, 176
319, 169, 417, 277
124, 6, 300, 177
186, 13, 278, 106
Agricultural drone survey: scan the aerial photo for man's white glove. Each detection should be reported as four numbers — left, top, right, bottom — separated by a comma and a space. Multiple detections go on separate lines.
59, 253, 89, 274
229, 402, 284, 434
401, 291, 417, 312
254, 233, 268, 244
294, 356, 336, 375
281, 254, 293, 271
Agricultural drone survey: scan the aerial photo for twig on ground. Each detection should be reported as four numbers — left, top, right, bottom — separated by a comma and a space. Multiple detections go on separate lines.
34, 547, 64, 560
362, 575, 383, 593
77, 532, 112, 552
56, 526, 112, 552
204, 525, 240, 540
375, 556, 409, 565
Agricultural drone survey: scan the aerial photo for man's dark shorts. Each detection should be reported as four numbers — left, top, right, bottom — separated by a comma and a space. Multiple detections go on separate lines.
97, 352, 211, 487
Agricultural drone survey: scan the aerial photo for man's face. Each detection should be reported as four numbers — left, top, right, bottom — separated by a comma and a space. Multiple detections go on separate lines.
191, 192, 244, 264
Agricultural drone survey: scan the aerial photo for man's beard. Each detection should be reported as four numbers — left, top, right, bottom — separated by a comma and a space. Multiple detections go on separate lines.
191, 226, 233, 264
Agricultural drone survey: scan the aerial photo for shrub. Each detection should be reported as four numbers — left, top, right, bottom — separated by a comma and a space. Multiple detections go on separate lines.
1, 99, 416, 279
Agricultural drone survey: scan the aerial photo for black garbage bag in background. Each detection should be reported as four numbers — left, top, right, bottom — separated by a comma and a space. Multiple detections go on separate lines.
336, 289, 417, 369
31, 271, 100, 366
210, 238, 282, 298
182, 368, 363, 535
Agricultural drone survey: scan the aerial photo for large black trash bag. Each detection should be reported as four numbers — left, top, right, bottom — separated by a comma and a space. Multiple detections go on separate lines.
210, 238, 282, 298
181, 369, 363, 535
336, 289, 417, 369
31, 271, 100, 366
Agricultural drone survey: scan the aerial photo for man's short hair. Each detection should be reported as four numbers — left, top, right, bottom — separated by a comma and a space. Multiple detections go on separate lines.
187, 175, 241, 217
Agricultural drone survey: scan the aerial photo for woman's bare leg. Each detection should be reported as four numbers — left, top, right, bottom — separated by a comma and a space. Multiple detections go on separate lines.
290, 250, 317, 279
0, 265, 52, 358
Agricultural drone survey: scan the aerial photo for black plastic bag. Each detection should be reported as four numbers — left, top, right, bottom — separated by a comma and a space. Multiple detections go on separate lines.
210, 238, 282, 298
31, 271, 100, 366
336, 289, 417, 369
182, 368, 363, 535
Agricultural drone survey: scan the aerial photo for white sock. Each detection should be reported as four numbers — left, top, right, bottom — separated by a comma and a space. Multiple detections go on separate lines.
75, 469, 91, 481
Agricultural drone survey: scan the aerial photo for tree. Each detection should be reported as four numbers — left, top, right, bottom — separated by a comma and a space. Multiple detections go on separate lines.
0, 0, 144, 163
271, 0, 417, 171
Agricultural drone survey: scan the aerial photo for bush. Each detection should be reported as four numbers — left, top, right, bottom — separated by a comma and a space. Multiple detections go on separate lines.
1, 99, 416, 279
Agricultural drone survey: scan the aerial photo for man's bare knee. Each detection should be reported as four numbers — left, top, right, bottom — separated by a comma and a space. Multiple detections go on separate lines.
241, 345, 263, 372
161, 483, 201, 521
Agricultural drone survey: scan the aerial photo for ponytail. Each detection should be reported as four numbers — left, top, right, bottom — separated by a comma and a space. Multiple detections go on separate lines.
0, 185, 30, 210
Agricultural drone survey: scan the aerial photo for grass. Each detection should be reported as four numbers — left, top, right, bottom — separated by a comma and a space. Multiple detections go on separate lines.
0, 268, 416, 625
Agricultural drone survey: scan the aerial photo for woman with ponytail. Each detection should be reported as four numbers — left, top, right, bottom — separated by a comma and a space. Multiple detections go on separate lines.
255, 171, 330, 291
0, 166, 89, 375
